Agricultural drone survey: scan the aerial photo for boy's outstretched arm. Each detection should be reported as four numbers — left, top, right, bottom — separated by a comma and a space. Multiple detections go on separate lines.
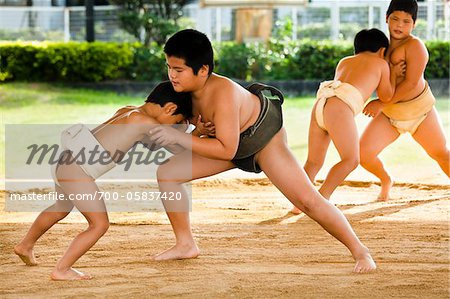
377, 61, 397, 103
145, 118, 215, 154
365, 59, 404, 117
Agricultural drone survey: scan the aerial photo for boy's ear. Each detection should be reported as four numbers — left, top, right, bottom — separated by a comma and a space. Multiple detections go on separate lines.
198, 65, 209, 77
164, 102, 178, 115
379, 47, 386, 58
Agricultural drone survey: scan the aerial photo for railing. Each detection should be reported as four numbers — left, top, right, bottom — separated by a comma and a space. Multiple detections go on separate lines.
0, 6, 132, 42
0, 1, 448, 42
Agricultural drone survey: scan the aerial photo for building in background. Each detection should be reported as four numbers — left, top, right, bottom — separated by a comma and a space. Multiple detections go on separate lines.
0, 0, 447, 42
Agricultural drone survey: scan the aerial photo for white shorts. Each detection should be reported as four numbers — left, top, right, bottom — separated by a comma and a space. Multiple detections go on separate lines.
51, 124, 116, 186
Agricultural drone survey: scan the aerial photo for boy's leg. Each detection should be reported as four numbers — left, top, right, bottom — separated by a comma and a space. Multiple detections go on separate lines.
15, 117, 153, 268
292, 105, 330, 214
412, 108, 450, 176
50, 163, 109, 281
359, 113, 400, 200
49, 117, 158, 279
257, 128, 376, 273
304, 103, 331, 182
319, 98, 359, 199
155, 151, 235, 260
14, 183, 74, 266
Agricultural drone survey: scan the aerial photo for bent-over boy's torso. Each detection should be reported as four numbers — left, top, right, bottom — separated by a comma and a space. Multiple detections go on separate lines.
335, 54, 387, 103
90, 104, 158, 162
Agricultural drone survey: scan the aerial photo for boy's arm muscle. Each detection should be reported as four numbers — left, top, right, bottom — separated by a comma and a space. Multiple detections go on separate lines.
141, 135, 183, 153
385, 39, 428, 104
376, 61, 395, 103
185, 93, 240, 160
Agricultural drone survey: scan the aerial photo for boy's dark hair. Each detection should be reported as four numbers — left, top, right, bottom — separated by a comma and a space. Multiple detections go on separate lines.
164, 29, 214, 76
354, 28, 389, 55
145, 81, 193, 119
386, 0, 418, 23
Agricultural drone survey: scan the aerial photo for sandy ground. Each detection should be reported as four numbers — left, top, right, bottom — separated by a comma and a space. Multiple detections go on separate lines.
0, 177, 449, 298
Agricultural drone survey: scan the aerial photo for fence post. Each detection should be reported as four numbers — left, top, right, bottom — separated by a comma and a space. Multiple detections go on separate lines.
216, 7, 222, 42
86, 0, 95, 42
330, 0, 340, 40
197, 5, 212, 40
380, 1, 389, 36
368, 4, 373, 28
291, 6, 298, 40
426, 0, 435, 40
64, 7, 70, 42
446, 1, 450, 41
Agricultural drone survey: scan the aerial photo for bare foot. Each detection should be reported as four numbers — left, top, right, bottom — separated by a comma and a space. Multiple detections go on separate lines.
14, 244, 37, 266
152, 243, 200, 261
353, 247, 377, 273
50, 268, 92, 281
290, 206, 302, 215
377, 177, 393, 201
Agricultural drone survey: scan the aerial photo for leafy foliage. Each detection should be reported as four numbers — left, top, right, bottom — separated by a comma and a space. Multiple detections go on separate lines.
111, 0, 188, 46
0, 40, 448, 82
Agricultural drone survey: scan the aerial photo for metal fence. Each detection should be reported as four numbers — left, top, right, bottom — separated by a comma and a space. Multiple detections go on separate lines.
0, 6, 134, 42
281, 0, 449, 41
0, 1, 448, 42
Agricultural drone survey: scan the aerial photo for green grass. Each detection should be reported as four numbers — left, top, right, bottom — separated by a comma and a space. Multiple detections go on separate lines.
1, 83, 449, 181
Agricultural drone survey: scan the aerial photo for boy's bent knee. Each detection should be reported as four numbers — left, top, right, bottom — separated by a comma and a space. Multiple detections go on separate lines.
55, 211, 71, 221
89, 221, 109, 234
428, 148, 450, 163
305, 159, 324, 171
157, 163, 189, 184
295, 196, 320, 214
342, 157, 359, 171
359, 148, 376, 165
156, 164, 171, 182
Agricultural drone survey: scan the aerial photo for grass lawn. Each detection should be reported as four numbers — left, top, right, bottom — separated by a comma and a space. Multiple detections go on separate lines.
1, 83, 449, 182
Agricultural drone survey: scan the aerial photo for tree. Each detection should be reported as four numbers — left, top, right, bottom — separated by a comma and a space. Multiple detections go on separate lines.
112, 0, 188, 46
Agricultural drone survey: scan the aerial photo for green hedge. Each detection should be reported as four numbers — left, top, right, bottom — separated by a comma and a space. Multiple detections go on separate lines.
0, 40, 448, 82
0, 42, 133, 82
215, 39, 449, 81
127, 43, 167, 81
425, 41, 449, 80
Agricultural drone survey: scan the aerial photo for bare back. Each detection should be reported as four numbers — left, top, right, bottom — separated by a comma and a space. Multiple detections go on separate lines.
91, 104, 158, 161
335, 54, 391, 102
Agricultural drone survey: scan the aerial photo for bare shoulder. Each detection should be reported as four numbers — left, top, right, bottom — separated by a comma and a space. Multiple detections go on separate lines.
114, 105, 136, 114
211, 74, 242, 91
406, 36, 426, 46
405, 36, 428, 53
373, 56, 389, 67
339, 56, 354, 63
208, 74, 246, 104
336, 56, 353, 68
125, 109, 158, 125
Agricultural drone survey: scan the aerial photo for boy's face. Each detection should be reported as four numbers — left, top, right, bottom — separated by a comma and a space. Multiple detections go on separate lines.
157, 113, 185, 125
387, 11, 415, 40
165, 55, 207, 92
